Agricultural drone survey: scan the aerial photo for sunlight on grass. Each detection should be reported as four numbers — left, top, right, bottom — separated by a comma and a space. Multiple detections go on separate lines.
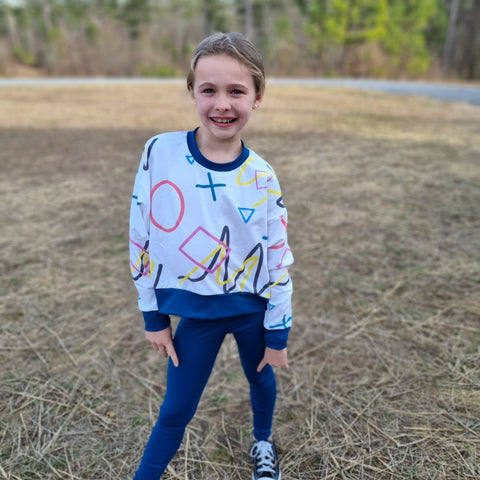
1, 83, 480, 479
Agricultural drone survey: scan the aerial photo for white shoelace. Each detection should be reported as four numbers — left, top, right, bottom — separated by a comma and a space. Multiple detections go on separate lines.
251, 440, 276, 476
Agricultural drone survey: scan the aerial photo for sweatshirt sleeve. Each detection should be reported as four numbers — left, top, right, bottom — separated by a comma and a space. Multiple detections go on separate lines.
129, 139, 170, 331
263, 170, 294, 350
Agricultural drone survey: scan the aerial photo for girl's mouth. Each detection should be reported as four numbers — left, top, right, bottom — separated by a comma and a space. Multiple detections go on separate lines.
211, 117, 237, 125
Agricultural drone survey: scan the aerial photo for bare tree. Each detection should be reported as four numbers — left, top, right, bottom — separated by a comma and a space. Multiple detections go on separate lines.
2, 3, 19, 46
442, 0, 460, 73
244, 0, 252, 38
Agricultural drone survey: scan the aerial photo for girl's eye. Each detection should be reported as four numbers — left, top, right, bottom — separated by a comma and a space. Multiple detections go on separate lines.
232, 89, 244, 95
202, 88, 215, 94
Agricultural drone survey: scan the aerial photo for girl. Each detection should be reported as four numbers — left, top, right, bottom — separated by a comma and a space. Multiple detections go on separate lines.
129, 32, 293, 480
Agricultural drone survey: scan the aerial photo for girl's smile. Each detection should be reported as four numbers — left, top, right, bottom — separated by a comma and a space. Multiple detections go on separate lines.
191, 54, 262, 158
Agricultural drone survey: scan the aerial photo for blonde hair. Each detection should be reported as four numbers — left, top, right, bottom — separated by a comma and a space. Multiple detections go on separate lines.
187, 32, 265, 95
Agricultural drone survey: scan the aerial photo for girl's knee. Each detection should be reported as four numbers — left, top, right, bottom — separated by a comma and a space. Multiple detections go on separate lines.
247, 366, 276, 389
158, 399, 197, 429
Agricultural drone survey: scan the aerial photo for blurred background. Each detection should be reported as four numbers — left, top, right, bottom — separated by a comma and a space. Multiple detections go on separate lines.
0, 0, 478, 80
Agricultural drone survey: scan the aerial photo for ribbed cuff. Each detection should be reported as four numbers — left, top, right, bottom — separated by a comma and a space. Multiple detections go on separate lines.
265, 327, 290, 350
142, 311, 171, 331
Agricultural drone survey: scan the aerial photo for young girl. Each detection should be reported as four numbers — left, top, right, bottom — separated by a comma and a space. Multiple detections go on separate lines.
129, 32, 293, 480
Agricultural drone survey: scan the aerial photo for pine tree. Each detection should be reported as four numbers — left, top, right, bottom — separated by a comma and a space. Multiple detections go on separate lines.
382, 0, 439, 76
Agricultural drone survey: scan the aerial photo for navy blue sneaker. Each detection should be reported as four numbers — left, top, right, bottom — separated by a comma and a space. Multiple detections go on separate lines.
250, 439, 281, 480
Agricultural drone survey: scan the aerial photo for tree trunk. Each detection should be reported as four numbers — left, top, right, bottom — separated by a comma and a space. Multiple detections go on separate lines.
442, 0, 460, 74
3, 5, 19, 46
244, 0, 252, 39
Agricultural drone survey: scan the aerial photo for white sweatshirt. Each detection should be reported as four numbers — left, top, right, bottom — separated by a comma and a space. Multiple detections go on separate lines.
129, 130, 293, 348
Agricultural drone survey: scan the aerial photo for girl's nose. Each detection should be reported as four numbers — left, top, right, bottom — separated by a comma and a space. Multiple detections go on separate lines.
215, 94, 231, 111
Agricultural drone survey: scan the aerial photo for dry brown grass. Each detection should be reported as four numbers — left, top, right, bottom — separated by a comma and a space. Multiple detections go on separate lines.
1, 82, 480, 479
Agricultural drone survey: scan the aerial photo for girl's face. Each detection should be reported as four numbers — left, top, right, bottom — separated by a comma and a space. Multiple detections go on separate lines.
190, 54, 263, 148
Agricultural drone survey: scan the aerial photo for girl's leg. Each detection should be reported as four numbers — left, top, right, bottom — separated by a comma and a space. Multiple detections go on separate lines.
133, 318, 226, 480
233, 312, 277, 441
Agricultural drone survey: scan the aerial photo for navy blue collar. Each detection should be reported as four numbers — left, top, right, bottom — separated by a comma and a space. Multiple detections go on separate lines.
187, 128, 250, 171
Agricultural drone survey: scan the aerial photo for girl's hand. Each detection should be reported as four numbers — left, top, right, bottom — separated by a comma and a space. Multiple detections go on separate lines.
145, 327, 179, 367
257, 347, 289, 372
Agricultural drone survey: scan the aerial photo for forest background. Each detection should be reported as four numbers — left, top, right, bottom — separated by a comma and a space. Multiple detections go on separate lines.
1, 0, 479, 81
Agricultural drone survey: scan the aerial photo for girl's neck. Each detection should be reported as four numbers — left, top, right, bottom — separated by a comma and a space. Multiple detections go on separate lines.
195, 127, 243, 164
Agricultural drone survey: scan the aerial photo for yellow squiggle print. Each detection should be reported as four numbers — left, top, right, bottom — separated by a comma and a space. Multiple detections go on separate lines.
269, 269, 289, 288
131, 252, 154, 278
236, 157, 257, 186
216, 255, 259, 291
178, 245, 228, 285
252, 195, 268, 208
236, 157, 282, 212
178, 245, 259, 292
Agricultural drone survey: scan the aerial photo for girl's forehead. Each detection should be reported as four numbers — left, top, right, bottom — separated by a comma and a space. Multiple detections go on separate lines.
195, 54, 250, 75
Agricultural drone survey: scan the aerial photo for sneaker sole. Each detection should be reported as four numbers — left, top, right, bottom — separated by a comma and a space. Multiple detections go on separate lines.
251, 474, 281, 480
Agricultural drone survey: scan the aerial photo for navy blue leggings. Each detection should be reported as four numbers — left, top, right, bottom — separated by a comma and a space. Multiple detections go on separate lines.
133, 311, 277, 480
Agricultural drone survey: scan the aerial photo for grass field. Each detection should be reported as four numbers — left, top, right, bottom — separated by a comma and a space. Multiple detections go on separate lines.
1, 82, 480, 479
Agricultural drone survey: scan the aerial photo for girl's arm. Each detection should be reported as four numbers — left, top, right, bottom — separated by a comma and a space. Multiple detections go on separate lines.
263, 171, 294, 351
129, 139, 172, 332
130, 145, 157, 310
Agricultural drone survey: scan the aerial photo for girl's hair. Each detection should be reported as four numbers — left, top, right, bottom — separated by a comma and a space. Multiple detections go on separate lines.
187, 32, 265, 95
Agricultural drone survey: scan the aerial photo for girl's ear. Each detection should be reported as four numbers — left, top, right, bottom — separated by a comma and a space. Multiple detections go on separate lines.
253, 92, 264, 109
189, 87, 197, 104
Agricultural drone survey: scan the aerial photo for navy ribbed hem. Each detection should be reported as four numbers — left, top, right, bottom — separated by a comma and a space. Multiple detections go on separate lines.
143, 311, 171, 331
265, 327, 290, 350
154, 288, 267, 320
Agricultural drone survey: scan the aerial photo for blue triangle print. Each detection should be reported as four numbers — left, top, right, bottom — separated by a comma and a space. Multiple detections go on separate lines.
239, 207, 255, 223
186, 155, 195, 165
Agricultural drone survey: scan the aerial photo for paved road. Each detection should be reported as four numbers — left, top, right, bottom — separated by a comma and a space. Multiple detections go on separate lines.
1, 77, 480, 106
270, 78, 480, 106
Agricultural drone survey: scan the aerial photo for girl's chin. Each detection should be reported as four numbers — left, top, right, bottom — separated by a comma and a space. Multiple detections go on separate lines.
198, 122, 244, 143
205, 123, 242, 139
